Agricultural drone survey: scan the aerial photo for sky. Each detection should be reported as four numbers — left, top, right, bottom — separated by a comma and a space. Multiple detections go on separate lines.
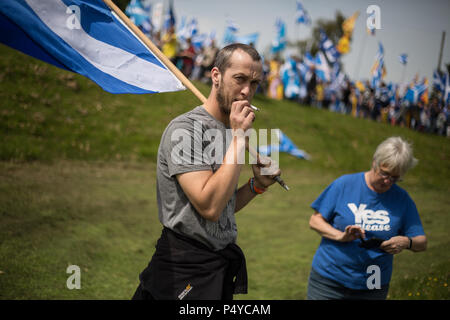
162, 0, 450, 84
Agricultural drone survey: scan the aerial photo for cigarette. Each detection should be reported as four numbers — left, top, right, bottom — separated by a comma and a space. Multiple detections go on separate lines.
250, 105, 260, 112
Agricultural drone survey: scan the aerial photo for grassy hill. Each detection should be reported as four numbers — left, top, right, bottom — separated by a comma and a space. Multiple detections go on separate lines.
0, 44, 448, 299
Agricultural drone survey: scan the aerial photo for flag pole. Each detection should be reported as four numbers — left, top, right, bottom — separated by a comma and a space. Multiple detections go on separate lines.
102, 0, 207, 104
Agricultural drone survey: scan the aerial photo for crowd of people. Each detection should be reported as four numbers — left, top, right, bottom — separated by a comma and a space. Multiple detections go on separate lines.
262, 57, 450, 137
149, 28, 449, 137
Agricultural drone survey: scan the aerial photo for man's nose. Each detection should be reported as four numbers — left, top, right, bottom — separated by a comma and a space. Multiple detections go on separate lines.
240, 84, 251, 99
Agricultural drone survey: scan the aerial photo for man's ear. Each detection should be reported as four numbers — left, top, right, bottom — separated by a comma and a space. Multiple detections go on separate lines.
211, 67, 221, 87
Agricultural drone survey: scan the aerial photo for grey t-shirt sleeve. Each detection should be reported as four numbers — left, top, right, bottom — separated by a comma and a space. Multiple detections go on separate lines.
162, 119, 213, 177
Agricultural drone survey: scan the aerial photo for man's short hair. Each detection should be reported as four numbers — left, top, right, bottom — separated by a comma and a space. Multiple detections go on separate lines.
213, 43, 261, 73
372, 136, 418, 176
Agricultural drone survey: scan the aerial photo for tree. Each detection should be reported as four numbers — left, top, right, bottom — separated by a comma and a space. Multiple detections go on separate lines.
289, 10, 346, 57
112, 0, 129, 12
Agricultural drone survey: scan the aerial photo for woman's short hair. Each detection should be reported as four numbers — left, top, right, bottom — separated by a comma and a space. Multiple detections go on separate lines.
373, 136, 418, 176
213, 43, 261, 73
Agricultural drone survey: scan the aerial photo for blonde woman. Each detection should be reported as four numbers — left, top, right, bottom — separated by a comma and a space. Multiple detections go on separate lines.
307, 137, 427, 300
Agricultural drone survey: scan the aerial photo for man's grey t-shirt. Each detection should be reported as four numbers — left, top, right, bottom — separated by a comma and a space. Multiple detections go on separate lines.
156, 106, 237, 251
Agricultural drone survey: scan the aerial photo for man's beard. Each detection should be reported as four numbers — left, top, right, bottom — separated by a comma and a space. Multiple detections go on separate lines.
216, 81, 231, 115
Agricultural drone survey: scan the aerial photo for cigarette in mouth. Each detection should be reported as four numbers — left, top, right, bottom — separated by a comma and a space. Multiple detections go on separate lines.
250, 105, 260, 112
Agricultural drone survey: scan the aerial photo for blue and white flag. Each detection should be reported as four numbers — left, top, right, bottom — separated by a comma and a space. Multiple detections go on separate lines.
280, 58, 300, 99
235, 32, 259, 46
319, 30, 340, 64
271, 18, 286, 54
303, 52, 315, 68
445, 72, 450, 105
162, 0, 176, 32
125, 0, 148, 27
0, 0, 185, 94
222, 19, 239, 45
259, 130, 310, 160
433, 70, 445, 93
403, 79, 427, 104
314, 51, 331, 82
398, 53, 408, 65
371, 42, 385, 88
295, 1, 311, 25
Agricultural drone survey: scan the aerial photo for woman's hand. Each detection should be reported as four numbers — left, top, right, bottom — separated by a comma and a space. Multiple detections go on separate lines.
380, 236, 409, 254
338, 225, 366, 242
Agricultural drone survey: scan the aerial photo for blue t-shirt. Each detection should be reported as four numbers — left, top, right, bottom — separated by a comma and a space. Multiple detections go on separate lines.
310, 172, 425, 289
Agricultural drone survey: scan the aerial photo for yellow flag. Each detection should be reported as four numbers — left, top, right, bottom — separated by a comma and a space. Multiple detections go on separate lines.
342, 11, 360, 37
421, 78, 429, 104
337, 35, 350, 54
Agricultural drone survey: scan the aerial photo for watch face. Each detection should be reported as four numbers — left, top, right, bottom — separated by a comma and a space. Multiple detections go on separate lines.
358, 237, 384, 249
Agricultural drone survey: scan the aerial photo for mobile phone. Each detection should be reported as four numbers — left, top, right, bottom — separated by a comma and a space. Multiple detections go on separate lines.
358, 237, 384, 249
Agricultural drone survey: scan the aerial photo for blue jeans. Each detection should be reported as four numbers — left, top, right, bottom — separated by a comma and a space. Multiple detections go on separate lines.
307, 268, 389, 300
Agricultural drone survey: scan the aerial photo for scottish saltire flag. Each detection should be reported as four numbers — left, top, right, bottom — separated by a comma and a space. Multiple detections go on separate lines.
433, 70, 445, 92
297, 60, 310, 97
0, 0, 185, 94
398, 54, 408, 65
271, 18, 286, 54
403, 79, 428, 104
319, 30, 340, 64
304, 52, 315, 68
371, 42, 386, 88
222, 19, 239, 45
125, 0, 152, 36
162, 0, 176, 32
314, 51, 331, 82
235, 33, 259, 46
280, 58, 300, 99
125, 0, 148, 27
444, 72, 450, 104
258, 130, 310, 160
177, 17, 199, 47
387, 82, 397, 104
295, 1, 311, 25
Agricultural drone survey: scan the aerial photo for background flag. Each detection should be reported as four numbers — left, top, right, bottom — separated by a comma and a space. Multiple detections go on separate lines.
271, 18, 286, 53
295, 1, 311, 25
398, 54, 408, 65
314, 51, 331, 82
0, 0, 185, 94
371, 42, 386, 88
319, 30, 340, 64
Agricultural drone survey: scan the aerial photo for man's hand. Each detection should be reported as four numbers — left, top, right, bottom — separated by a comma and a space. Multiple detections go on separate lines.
252, 155, 281, 189
380, 236, 409, 254
229, 100, 255, 132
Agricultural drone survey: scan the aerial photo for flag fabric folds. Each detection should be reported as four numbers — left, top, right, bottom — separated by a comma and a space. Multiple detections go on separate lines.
342, 11, 359, 37
271, 18, 286, 54
403, 78, 428, 104
295, 1, 311, 25
444, 73, 450, 104
125, 0, 152, 36
319, 30, 340, 64
433, 70, 445, 92
371, 42, 386, 88
314, 51, 331, 82
0, 0, 185, 94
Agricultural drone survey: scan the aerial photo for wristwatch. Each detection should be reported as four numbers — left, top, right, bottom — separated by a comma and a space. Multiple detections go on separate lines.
408, 237, 413, 249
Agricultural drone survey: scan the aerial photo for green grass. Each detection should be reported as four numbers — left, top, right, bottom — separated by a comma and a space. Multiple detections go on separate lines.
0, 44, 449, 299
